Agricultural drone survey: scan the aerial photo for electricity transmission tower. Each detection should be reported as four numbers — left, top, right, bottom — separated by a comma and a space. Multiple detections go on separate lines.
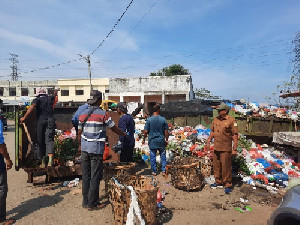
292, 32, 300, 88
9, 53, 19, 81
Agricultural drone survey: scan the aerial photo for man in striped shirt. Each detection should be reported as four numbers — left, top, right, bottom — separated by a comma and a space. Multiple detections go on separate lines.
78, 90, 126, 210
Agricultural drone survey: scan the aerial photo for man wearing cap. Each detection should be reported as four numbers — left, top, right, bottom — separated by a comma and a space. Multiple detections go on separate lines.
206, 102, 238, 194
20, 87, 58, 167
78, 90, 126, 210
116, 102, 135, 162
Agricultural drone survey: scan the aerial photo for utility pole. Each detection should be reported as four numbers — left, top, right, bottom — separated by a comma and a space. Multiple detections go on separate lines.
9, 53, 19, 81
78, 54, 92, 93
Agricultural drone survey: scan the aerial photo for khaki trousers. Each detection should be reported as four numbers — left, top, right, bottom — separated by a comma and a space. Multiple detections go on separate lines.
213, 151, 232, 188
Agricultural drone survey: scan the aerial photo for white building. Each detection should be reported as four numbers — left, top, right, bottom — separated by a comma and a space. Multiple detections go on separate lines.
105, 75, 194, 106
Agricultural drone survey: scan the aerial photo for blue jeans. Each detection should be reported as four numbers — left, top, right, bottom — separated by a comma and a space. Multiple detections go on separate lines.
150, 148, 166, 173
81, 151, 103, 207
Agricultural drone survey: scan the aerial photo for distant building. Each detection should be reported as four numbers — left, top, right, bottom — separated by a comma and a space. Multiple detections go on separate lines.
0, 75, 194, 109
57, 78, 109, 105
0, 80, 57, 106
105, 75, 194, 108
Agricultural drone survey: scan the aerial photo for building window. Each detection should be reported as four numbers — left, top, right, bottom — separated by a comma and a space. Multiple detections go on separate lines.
48, 88, 55, 95
21, 88, 28, 96
76, 90, 84, 95
9, 87, 16, 96
61, 89, 69, 96
34, 88, 36, 95
0, 87, 3, 96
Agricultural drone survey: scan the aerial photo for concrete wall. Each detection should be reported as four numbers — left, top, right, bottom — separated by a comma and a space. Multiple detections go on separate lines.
106, 75, 194, 105
108, 75, 192, 93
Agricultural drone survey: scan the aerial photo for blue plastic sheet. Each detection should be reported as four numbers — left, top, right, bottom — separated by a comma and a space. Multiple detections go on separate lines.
256, 158, 271, 168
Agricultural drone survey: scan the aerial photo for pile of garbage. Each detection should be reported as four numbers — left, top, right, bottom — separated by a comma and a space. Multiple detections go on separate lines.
230, 102, 299, 121
133, 119, 213, 164
54, 128, 79, 166
237, 136, 300, 193
133, 119, 300, 194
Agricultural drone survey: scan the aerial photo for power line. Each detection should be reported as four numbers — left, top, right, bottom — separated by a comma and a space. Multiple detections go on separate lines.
15, 0, 135, 76
90, 0, 135, 55
108, 0, 160, 55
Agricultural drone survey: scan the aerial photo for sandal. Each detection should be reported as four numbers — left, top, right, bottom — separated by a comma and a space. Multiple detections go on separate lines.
0, 219, 16, 225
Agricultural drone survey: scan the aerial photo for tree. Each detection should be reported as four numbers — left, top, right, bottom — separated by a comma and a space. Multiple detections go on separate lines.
194, 88, 222, 100
150, 64, 190, 76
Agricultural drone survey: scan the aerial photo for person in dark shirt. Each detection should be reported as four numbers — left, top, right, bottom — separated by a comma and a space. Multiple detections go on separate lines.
0, 119, 15, 225
20, 87, 58, 167
117, 102, 135, 162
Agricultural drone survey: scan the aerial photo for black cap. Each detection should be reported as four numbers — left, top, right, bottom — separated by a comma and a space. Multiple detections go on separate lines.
117, 102, 127, 113
87, 90, 102, 105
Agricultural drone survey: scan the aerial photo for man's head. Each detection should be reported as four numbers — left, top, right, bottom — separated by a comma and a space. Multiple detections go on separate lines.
217, 102, 230, 118
35, 87, 47, 96
117, 102, 127, 114
87, 90, 102, 105
152, 104, 160, 114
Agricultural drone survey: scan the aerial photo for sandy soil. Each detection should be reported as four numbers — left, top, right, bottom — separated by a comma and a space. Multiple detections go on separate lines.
4, 120, 280, 225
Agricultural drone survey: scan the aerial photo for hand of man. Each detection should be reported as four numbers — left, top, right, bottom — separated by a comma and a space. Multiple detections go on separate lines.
20, 117, 25, 123
165, 141, 168, 146
232, 149, 238, 156
6, 159, 13, 170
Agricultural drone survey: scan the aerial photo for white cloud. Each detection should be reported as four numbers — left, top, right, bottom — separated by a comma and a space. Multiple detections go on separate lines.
0, 27, 76, 59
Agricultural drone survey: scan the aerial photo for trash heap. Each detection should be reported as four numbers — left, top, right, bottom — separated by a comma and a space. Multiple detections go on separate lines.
53, 127, 80, 166
237, 135, 300, 193
133, 119, 213, 164
231, 102, 299, 120
134, 118, 300, 194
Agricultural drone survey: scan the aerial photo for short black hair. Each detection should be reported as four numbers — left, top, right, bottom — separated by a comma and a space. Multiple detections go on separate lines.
153, 104, 160, 112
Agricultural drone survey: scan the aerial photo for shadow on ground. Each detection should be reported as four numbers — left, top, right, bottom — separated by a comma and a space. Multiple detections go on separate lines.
156, 207, 173, 224
7, 190, 69, 220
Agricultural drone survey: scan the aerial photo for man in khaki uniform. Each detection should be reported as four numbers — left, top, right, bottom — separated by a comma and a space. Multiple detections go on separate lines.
206, 102, 238, 194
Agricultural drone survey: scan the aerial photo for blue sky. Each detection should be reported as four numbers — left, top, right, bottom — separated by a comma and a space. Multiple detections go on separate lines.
0, 0, 299, 102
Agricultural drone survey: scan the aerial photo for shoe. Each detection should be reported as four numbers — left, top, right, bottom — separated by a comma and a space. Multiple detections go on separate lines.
82, 204, 89, 209
88, 204, 106, 211
224, 187, 232, 194
210, 183, 223, 189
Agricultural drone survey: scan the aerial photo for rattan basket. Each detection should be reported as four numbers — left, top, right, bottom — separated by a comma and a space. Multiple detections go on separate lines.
167, 156, 204, 191
103, 162, 136, 194
109, 175, 158, 225
199, 157, 213, 177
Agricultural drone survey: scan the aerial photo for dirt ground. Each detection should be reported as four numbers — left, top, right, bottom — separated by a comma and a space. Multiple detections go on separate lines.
4, 121, 280, 225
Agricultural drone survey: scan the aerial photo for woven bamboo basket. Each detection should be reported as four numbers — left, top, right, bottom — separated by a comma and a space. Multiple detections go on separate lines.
109, 175, 158, 225
104, 162, 136, 194
199, 157, 213, 177
168, 156, 204, 191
